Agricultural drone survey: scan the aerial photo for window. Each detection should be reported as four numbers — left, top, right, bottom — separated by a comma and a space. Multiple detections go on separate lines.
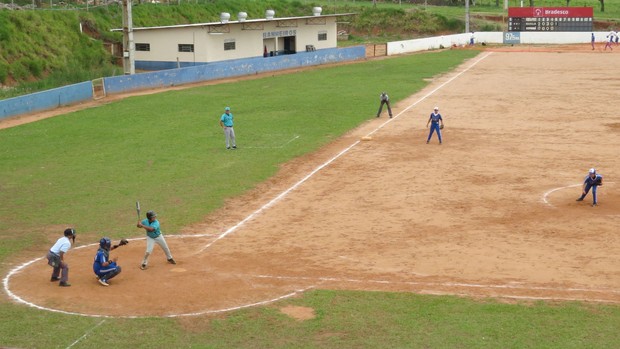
224, 39, 236, 51
318, 32, 327, 41
178, 44, 194, 53
136, 43, 150, 51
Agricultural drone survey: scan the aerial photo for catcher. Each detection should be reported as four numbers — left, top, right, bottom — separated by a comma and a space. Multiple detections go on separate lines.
576, 168, 603, 207
93, 237, 127, 286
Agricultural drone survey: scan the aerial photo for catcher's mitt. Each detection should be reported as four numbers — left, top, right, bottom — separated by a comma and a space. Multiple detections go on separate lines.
111, 239, 129, 250
440, 124, 444, 129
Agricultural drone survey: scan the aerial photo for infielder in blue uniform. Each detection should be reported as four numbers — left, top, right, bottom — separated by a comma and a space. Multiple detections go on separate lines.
137, 210, 176, 270
219, 106, 237, 150
426, 106, 444, 144
576, 168, 603, 206
93, 237, 122, 286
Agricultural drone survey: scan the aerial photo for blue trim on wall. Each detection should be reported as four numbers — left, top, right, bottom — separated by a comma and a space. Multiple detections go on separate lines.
0, 81, 93, 120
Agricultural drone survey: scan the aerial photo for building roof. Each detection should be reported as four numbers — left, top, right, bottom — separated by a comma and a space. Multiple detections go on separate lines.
111, 13, 355, 32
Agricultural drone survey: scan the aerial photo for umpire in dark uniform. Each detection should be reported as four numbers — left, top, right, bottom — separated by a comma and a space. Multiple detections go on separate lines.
376, 92, 393, 118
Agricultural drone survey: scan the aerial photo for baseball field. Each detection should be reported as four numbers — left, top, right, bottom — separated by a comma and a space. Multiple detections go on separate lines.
2, 45, 620, 348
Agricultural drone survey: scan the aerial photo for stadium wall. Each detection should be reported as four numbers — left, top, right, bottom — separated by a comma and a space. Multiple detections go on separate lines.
0, 46, 365, 121
387, 31, 608, 55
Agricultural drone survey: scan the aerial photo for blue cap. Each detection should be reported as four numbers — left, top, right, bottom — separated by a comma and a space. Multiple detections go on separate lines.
225, 107, 230, 111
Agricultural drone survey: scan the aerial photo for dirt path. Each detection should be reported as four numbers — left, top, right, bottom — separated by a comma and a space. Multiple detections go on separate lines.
6, 45, 620, 317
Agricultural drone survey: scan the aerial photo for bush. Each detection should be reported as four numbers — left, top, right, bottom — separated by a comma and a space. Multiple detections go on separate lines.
10, 60, 30, 81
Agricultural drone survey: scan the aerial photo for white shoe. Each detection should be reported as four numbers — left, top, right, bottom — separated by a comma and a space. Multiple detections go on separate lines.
98, 278, 109, 286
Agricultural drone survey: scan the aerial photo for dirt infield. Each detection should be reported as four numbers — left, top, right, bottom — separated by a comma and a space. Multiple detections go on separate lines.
5, 45, 620, 317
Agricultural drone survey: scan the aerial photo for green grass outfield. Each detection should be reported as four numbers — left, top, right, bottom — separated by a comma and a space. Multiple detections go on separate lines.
2, 49, 620, 348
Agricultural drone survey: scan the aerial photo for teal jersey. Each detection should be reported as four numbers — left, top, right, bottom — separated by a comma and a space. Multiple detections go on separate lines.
220, 112, 234, 127
141, 218, 161, 239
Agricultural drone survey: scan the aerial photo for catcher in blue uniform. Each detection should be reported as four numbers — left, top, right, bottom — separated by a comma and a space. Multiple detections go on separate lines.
576, 168, 603, 207
93, 237, 126, 286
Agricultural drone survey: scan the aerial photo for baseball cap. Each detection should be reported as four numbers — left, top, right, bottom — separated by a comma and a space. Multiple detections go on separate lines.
434, 106, 439, 110
224, 107, 230, 111
589, 168, 596, 174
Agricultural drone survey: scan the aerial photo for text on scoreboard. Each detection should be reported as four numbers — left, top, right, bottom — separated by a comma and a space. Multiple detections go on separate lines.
508, 7, 593, 32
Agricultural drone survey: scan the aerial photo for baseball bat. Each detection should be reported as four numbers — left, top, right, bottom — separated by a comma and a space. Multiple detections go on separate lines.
136, 201, 141, 220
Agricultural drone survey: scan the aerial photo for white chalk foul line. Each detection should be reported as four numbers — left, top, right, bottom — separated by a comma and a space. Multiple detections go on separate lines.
66, 319, 106, 349
365, 52, 494, 137
199, 52, 494, 253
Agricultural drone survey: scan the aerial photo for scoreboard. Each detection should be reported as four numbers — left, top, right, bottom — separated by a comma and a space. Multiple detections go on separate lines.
508, 7, 593, 32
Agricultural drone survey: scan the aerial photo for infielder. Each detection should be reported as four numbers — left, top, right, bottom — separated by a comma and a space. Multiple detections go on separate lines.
219, 106, 237, 150
604, 30, 616, 51
576, 168, 603, 207
376, 92, 393, 118
93, 237, 122, 286
46, 228, 76, 287
426, 106, 444, 145
137, 210, 176, 269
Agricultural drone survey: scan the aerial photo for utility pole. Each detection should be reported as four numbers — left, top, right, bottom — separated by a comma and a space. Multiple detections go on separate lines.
465, 0, 470, 33
122, 0, 135, 75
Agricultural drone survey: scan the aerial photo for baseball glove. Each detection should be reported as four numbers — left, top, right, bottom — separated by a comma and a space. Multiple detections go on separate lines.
111, 239, 129, 250
440, 124, 444, 129
594, 178, 603, 186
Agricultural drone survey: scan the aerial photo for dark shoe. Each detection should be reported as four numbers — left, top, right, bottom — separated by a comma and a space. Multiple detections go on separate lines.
232, 146, 237, 149
592, 203, 598, 207
59, 281, 71, 287
50, 277, 60, 282
167, 258, 177, 265
226, 147, 230, 150
576, 198, 584, 201
426, 141, 429, 144
140, 264, 147, 270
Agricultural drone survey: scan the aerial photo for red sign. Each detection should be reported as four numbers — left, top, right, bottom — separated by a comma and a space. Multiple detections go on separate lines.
508, 7, 593, 18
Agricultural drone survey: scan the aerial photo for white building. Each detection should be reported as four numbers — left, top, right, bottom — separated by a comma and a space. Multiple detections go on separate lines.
114, 8, 354, 70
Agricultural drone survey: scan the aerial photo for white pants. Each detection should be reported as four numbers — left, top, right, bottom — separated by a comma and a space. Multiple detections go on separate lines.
142, 234, 173, 266
223, 126, 236, 148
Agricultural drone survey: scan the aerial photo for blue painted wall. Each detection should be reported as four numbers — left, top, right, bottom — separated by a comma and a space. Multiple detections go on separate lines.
0, 46, 365, 121
0, 81, 93, 120
104, 47, 365, 95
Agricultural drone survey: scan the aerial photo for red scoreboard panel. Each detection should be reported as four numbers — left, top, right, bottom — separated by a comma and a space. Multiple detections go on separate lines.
508, 7, 593, 32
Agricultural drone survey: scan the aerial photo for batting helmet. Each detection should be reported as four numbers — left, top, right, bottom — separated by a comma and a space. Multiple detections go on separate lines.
146, 210, 157, 219
64, 228, 76, 237
99, 237, 111, 250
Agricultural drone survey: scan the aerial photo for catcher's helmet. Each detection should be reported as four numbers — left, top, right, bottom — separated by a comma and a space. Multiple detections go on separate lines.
146, 210, 157, 219
99, 237, 111, 249
64, 228, 76, 237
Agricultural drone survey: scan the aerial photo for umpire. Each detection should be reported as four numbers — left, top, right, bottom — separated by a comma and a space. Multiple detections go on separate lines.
376, 92, 393, 118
